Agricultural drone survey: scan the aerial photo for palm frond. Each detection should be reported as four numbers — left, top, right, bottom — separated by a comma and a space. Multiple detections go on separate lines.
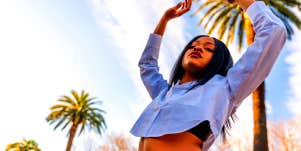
270, 7, 294, 39
191, 0, 216, 17
197, 1, 224, 26
54, 116, 68, 130
46, 109, 66, 121
89, 107, 106, 114
78, 119, 87, 135
59, 95, 76, 106
237, 13, 245, 51
217, 15, 232, 40
277, 0, 301, 8
50, 104, 68, 110
203, 6, 226, 29
270, 0, 301, 29
226, 10, 240, 46
80, 91, 89, 102
61, 117, 73, 131
86, 97, 98, 104
71, 90, 80, 102
208, 5, 236, 35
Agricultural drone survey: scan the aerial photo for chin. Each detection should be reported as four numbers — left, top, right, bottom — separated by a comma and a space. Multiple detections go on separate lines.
183, 62, 204, 74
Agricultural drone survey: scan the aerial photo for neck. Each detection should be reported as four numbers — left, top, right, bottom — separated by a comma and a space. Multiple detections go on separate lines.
180, 72, 198, 84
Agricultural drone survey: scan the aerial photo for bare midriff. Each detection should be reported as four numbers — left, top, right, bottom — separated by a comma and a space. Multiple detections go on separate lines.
138, 132, 203, 151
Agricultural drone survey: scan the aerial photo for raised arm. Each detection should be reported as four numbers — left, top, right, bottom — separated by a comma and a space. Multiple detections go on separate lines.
139, 0, 192, 99
226, 1, 287, 107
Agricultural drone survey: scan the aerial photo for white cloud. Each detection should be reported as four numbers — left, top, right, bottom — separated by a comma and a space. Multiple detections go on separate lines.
265, 100, 273, 115
87, 0, 188, 117
285, 28, 301, 117
281, 7, 301, 117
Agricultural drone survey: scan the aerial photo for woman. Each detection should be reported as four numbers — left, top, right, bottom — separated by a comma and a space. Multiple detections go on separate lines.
130, 0, 287, 150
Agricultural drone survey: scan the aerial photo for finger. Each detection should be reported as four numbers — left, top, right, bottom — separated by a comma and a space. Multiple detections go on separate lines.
180, 2, 186, 10
174, 2, 183, 9
176, 9, 189, 17
184, 0, 191, 10
181, 1, 191, 12
181, 0, 188, 10
186, 0, 190, 9
224, 0, 236, 4
228, 0, 236, 3
188, 0, 192, 8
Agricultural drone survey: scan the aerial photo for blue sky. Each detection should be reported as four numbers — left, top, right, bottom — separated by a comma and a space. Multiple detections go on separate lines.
0, 0, 300, 150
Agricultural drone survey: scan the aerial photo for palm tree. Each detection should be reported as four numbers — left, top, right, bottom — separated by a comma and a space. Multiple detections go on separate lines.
192, 0, 301, 150
5, 138, 41, 151
46, 90, 106, 151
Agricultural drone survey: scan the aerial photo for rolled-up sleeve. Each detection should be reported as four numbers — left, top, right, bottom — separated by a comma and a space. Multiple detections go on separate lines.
226, 1, 287, 107
138, 34, 169, 99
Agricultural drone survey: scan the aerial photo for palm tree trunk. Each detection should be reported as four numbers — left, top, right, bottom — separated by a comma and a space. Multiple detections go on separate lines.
253, 82, 269, 151
245, 14, 254, 46
252, 82, 268, 151
245, 14, 269, 151
66, 123, 78, 151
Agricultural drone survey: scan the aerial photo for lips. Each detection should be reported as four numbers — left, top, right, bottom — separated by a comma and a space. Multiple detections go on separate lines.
189, 52, 202, 58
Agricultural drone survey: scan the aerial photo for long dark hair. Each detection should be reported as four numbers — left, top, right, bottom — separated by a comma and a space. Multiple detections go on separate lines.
169, 35, 236, 141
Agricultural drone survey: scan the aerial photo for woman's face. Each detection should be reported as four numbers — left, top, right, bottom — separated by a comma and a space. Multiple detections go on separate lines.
182, 37, 215, 74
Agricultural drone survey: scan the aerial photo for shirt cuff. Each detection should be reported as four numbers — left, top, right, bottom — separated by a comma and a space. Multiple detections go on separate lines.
139, 33, 162, 64
147, 33, 162, 47
246, 1, 269, 23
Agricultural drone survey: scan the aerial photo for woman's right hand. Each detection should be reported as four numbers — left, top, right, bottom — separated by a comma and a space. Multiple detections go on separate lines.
163, 0, 192, 21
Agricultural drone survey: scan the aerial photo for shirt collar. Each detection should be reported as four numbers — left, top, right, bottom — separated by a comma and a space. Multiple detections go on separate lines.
174, 80, 198, 89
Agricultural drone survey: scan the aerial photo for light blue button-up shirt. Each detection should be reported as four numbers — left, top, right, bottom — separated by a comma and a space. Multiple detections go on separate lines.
130, 1, 287, 150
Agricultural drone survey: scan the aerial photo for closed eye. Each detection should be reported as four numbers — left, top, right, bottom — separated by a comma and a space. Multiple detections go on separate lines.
188, 45, 214, 52
187, 45, 195, 49
205, 48, 214, 52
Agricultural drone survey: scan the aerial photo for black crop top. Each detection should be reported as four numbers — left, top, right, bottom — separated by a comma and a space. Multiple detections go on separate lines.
187, 120, 212, 142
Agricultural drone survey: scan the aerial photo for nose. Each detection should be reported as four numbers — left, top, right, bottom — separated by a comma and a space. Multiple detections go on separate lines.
193, 46, 203, 52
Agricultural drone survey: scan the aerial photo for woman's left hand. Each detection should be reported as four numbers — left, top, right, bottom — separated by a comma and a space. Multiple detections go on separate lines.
153, 0, 192, 36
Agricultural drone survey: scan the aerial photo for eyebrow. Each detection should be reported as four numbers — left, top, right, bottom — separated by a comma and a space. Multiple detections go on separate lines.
193, 40, 215, 46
